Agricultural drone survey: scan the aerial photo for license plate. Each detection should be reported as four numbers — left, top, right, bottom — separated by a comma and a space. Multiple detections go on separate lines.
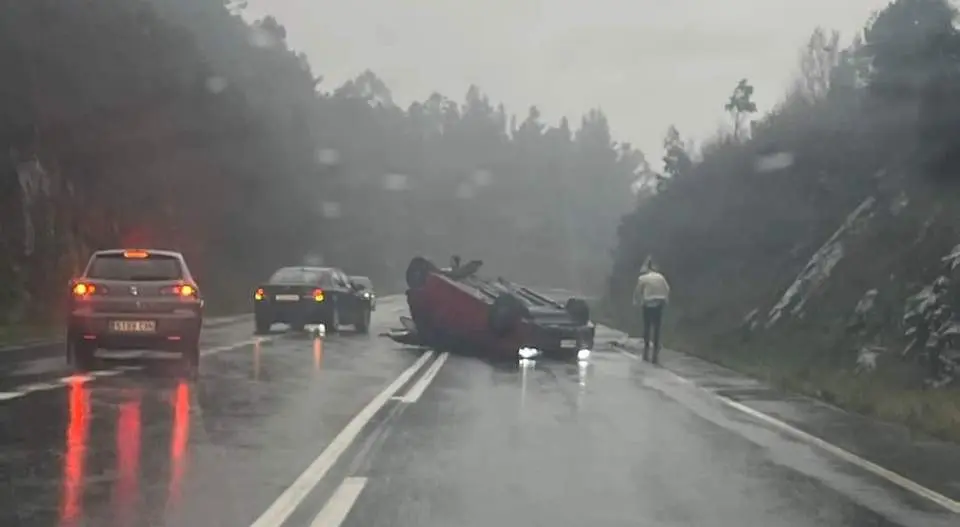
560, 339, 578, 348
110, 320, 156, 333
275, 294, 300, 301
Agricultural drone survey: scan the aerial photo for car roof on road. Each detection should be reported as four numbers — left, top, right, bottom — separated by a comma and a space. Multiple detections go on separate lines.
93, 249, 183, 258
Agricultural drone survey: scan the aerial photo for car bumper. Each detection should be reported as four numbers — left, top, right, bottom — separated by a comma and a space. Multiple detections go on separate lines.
69, 309, 201, 350
255, 300, 333, 323
525, 324, 596, 354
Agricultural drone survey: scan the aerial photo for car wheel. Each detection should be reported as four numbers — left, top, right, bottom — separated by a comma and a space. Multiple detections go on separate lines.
564, 298, 591, 326
356, 309, 371, 334
181, 338, 200, 378
67, 334, 96, 371
328, 306, 340, 334
488, 292, 528, 336
405, 256, 436, 289
254, 317, 271, 335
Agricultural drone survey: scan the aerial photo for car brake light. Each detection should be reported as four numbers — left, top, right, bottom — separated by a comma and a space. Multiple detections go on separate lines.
72, 283, 96, 297
162, 284, 198, 297
313, 289, 324, 302
123, 250, 149, 258
254, 288, 265, 301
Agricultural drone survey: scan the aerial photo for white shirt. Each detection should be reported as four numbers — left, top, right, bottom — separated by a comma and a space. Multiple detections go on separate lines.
634, 271, 670, 306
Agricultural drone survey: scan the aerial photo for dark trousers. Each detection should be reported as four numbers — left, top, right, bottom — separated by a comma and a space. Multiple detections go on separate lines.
642, 301, 665, 362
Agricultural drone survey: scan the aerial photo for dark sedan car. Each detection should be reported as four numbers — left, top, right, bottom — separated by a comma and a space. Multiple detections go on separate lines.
253, 266, 372, 334
349, 275, 376, 310
66, 249, 204, 373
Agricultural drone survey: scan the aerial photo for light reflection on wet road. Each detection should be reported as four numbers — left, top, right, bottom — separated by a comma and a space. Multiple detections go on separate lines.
0, 297, 956, 526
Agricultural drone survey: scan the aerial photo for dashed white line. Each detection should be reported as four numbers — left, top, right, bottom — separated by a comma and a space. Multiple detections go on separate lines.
59, 374, 94, 383
0, 337, 273, 403
308, 477, 368, 527
201, 336, 275, 357
614, 343, 960, 515
399, 351, 448, 403
248, 350, 437, 527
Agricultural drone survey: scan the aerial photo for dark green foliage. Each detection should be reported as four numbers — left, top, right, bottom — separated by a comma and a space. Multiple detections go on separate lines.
0, 0, 642, 320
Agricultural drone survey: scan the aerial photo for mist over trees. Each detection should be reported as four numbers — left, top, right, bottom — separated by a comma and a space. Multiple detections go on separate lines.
0, 0, 646, 321
608, 0, 960, 405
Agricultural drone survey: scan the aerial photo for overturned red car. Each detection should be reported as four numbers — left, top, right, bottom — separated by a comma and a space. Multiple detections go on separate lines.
396, 255, 595, 360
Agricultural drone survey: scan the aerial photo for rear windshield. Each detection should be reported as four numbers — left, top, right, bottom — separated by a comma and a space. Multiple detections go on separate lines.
269, 268, 329, 285
87, 254, 183, 281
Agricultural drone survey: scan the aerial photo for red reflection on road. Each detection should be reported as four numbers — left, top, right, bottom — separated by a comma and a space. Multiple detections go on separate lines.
112, 394, 142, 527
59, 378, 90, 526
166, 381, 191, 509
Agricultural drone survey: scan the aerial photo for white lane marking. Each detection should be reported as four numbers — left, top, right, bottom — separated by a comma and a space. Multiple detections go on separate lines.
0, 340, 61, 353
616, 342, 960, 514
0, 314, 254, 353
0, 337, 274, 404
58, 374, 94, 383
249, 350, 436, 527
308, 477, 368, 527
201, 336, 275, 357
622, 344, 960, 515
717, 394, 960, 515
89, 370, 121, 377
399, 351, 449, 403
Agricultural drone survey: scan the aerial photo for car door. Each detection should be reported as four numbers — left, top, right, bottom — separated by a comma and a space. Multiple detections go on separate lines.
329, 269, 356, 314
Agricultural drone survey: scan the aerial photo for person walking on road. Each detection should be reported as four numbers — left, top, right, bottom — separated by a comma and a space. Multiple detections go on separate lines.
633, 258, 671, 364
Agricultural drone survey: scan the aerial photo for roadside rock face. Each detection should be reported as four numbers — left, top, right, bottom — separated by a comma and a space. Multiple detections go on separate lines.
739, 191, 960, 387
766, 197, 876, 328
902, 244, 960, 387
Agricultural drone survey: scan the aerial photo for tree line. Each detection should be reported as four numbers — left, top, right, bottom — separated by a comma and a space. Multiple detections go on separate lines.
0, 0, 647, 321
608, 0, 960, 372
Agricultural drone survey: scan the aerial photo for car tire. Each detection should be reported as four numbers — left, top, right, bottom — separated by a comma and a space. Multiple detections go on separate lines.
405, 256, 435, 289
356, 308, 371, 334
67, 333, 96, 371
488, 292, 528, 337
564, 298, 591, 326
254, 317, 271, 335
322, 305, 340, 335
181, 335, 201, 378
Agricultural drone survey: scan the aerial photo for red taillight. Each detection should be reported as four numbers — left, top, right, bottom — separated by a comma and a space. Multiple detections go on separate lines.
123, 250, 149, 259
162, 284, 198, 298
72, 282, 95, 297
313, 289, 324, 302
254, 288, 265, 301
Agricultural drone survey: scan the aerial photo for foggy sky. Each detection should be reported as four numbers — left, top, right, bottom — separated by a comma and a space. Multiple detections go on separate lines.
244, 0, 890, 161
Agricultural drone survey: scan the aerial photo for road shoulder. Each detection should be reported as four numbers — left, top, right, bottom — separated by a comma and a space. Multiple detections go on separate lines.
607, 332, 960, 510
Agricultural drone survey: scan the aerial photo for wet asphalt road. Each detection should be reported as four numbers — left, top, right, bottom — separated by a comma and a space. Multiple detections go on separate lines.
0, 296, 957, 526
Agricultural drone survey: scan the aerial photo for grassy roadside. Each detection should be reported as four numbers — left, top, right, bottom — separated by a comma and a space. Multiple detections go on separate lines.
590, 301, 960, 444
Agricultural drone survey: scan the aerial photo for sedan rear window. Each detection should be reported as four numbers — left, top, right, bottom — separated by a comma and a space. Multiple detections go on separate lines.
269, 268, 328, 285
87, 254, 183, 281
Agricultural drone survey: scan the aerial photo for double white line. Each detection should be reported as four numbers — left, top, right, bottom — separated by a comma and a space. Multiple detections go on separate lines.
249, 349, 449, 527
